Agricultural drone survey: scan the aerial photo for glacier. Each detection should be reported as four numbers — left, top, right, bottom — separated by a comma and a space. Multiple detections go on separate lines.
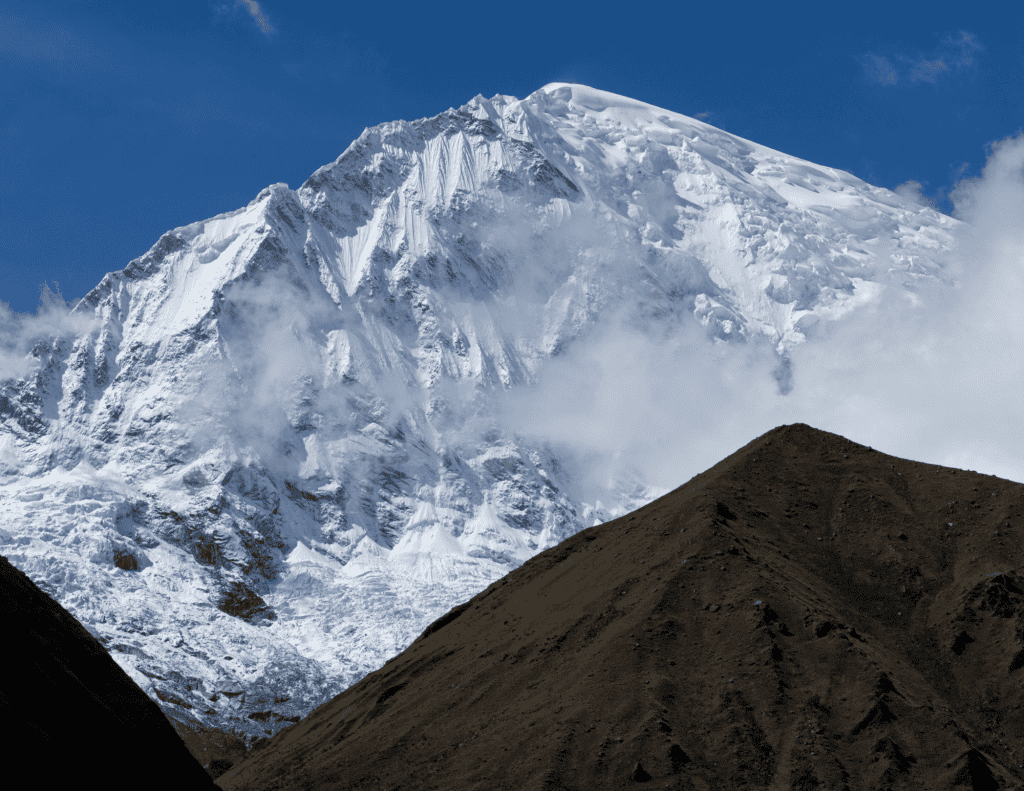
0, 83, 959, 746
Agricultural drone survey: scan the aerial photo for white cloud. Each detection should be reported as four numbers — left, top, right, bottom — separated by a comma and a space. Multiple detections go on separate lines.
496, 134, 1024, 491
0, 284, 97, 382
893, 180, 935, 207
772, 134, 1024, 482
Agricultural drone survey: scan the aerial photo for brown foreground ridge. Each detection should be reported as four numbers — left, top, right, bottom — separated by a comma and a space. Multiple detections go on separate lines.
0, 553, 220, 791
216, 422, 1024, 791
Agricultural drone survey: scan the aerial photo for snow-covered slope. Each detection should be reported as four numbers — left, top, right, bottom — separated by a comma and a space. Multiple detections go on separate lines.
0, 83, 958, 745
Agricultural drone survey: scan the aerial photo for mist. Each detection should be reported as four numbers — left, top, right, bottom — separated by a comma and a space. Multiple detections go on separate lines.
497, 133, 1024, 495
0, 283, 96, 382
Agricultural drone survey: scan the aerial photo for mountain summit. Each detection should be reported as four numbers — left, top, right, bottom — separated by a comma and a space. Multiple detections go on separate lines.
217, 423, 1024, 791
0, 84, 958, 765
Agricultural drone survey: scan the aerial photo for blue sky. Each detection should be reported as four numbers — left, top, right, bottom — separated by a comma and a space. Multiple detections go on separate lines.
2, 1, 1022, 315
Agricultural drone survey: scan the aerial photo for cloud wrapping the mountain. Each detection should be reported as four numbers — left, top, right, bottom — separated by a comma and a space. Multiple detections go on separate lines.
787, 134, 1024, 481
493, 134, 1024, 493
332, 135, 1017, 493
0, 285, 97, 382
2, 134, 1020, 499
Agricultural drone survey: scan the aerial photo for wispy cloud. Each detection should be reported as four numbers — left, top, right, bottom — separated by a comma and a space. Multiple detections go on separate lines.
893, 180, 935, 208
238, 0, 275, 37
861, 54, 898, 86
950, 161, 972, 182
908, 58, 948, 84
945, 30, 983, 68
0, 284, 98, 382
861, 30, 982, 87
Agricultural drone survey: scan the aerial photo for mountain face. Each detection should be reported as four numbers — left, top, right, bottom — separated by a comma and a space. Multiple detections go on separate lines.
0, 84, 959, 761
217, 424, 1024, 791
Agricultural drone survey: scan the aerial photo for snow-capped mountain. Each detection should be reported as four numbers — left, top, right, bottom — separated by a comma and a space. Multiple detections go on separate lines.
0, 83, 958, 746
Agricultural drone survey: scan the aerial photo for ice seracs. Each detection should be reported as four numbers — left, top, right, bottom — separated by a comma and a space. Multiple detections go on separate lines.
0, 82, 958, 749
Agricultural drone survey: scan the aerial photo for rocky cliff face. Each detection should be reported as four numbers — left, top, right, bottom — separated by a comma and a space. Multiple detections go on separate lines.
0, 83, 958, 749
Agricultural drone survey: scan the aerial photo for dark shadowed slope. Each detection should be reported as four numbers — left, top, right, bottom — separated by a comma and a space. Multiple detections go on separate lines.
217, 423, 1024, 791
1, 554, 220, 791
168, 713, 251, 781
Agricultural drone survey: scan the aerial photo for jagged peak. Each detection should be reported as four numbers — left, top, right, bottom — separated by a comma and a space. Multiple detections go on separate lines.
248, 182, 294, 207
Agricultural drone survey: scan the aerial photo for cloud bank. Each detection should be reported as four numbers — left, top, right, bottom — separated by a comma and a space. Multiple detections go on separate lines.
495, 133, 1024, 493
